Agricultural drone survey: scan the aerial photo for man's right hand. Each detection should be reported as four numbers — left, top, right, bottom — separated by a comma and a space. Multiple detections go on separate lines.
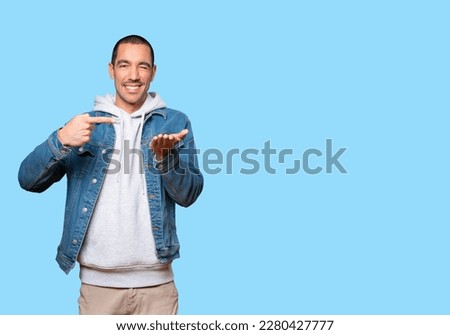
57, 114, 114, 147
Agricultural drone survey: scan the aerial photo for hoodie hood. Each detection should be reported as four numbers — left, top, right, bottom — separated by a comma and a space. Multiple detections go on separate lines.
93, 92, 166, 119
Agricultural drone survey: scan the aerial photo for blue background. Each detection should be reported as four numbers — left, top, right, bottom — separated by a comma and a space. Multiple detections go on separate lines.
1, 0, 448, 314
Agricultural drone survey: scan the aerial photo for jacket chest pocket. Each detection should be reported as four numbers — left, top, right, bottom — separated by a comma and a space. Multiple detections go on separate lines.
69, 143, 105, 177
73, 143, 99, 157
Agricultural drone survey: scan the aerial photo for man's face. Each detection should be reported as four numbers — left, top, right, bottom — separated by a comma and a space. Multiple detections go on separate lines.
108, 43, 156, 113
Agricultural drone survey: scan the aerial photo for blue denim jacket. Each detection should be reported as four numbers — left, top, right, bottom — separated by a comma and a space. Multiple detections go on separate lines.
18, 108, 203, 274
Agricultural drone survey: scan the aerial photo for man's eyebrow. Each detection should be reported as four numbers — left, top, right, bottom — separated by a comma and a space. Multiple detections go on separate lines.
115, 60, 152, 67
116, 59, 130, 65
139, 61, 152, 68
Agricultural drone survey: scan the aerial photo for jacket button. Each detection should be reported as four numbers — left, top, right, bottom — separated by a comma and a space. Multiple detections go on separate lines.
79, 147, 84, 152
82, 207, 88, 213
72, 239, 78, 245
102, 149, 107, 154
92, 178, 97, 184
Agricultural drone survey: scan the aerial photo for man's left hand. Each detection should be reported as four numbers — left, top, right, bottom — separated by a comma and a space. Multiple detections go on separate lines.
150, 129, 189, 161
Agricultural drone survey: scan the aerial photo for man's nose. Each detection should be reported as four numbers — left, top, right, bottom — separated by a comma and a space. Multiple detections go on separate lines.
129, 66, 140, 80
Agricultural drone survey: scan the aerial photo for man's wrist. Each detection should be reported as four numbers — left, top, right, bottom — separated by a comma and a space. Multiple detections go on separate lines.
153, 149, 179, 173
57, 128, 70, 147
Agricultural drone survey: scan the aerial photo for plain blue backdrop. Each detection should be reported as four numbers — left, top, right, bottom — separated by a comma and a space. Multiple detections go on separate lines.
1, 0, 449, 314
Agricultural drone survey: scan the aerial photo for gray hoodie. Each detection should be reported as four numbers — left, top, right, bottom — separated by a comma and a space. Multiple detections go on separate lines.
78, 93, 174, 288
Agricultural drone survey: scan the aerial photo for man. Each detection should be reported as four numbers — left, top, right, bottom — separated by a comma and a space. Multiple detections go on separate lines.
18, 35, 203, 315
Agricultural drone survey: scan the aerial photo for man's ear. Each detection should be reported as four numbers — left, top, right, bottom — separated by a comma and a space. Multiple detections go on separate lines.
108, 63, 114, 79
150, 64, 157, 82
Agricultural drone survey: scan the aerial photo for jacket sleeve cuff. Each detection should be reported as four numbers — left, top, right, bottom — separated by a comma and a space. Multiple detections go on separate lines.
153, 149, 180, 174
48, 129, 72, 159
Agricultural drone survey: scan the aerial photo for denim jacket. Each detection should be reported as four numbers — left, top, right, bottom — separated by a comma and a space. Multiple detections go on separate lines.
18, 108, 203, 274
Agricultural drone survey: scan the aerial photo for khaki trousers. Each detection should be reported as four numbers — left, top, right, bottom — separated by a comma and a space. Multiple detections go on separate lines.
78, 281, 178, 315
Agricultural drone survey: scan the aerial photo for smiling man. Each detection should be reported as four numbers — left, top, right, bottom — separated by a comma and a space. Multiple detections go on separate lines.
18, 35, 203, 315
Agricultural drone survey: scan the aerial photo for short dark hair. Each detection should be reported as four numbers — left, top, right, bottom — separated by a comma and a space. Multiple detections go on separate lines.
111, 35, 155, 66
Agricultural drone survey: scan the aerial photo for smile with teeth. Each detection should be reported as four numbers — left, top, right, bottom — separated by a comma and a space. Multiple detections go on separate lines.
124, 83, 142, 91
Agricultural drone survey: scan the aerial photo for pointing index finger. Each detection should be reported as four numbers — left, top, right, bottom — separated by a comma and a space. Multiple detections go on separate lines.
87, 116, 116, 124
